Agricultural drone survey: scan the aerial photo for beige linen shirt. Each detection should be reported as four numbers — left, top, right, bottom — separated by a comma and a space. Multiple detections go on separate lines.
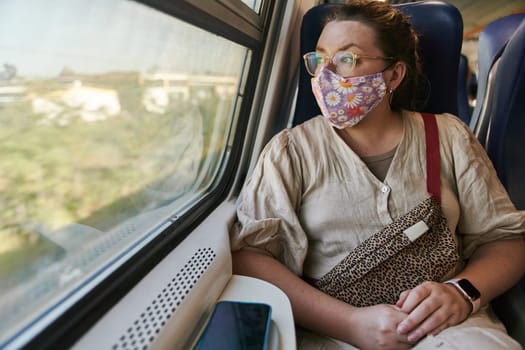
231, 111, 525, 280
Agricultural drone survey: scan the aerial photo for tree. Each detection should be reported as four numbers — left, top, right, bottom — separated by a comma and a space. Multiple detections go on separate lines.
0, 63, 17, 81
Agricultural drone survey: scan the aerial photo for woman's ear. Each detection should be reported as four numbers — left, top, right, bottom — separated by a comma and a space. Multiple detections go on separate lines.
387, 61, 407, 91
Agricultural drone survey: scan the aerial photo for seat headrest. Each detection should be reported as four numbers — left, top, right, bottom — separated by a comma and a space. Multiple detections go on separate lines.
470, 13, 525, 130
293, 1, 463, 126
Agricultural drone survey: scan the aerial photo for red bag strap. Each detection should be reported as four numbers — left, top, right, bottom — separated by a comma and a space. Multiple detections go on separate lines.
421, 113, 441, 203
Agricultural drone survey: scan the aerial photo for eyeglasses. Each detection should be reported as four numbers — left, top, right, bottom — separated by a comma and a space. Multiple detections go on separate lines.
303, 51, 396, 77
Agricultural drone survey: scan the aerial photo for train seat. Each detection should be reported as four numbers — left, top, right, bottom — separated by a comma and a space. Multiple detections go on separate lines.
292, 1, 463, 126
484, 18, 525, 210
457, 53, 472, 124
469, 13, 525, 146
482, 18, 525, 346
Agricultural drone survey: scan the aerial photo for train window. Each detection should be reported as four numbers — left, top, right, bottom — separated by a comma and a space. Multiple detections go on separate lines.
0, 0, 256, 346
240, 0, 264, 12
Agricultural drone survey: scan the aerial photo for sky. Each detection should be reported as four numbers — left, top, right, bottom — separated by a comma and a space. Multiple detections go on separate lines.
0, 0, 246, 78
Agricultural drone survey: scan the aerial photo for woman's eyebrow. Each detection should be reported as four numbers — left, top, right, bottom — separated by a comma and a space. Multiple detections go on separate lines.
315, 42, 362, 53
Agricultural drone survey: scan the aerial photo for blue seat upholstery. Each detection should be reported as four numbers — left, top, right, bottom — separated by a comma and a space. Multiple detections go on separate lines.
457, 54, 472, 124
480, 19, 525, 346
484, 19, 525, 210
469, 13, 525, 145
293, 1, 463, 126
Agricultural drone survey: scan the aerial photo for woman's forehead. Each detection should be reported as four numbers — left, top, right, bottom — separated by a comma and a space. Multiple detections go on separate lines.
317, 20, 379, 52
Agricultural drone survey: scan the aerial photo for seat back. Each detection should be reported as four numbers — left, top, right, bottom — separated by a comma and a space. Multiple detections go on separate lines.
292, 1, 463, 126
482, 19, 525, 346
457, 54, 472, 124
484, 20, 525, 210
469, 13, 525, 145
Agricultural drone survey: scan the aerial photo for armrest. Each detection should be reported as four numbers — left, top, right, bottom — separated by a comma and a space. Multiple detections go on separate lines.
218, 275, 296, 350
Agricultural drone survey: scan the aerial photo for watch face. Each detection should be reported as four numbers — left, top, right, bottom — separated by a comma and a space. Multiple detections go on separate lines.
458, 279, 481, 299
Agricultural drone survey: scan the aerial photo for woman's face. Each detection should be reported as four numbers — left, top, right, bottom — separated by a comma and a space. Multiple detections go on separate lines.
316, 20, 389, 78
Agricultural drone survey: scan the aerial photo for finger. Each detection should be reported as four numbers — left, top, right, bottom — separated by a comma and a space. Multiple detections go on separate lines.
406, 307, 451, 342
391, 330, 418, 348
395, 332, 419, 349
397, 297, 439, 335
396, 289, 410, 308
397, 340, 416, 349
397, 283, 432, 314
398, 334, 418, 346
428, 317, 452, 337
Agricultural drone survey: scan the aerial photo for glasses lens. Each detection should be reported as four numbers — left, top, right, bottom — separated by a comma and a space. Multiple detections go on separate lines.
304, 52, 322, 76
333, 52, 355, 76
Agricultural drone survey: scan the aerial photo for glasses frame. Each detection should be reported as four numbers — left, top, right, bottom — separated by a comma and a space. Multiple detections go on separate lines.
303, 51, 397, 76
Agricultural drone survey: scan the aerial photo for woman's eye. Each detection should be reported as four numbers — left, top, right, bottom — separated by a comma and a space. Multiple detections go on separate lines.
339, 54, 354, 65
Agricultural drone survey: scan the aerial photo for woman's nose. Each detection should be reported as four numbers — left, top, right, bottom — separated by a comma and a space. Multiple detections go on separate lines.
325, 59, 337, 72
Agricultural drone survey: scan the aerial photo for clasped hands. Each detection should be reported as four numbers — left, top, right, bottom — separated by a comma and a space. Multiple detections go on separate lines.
350, 281, 472, 350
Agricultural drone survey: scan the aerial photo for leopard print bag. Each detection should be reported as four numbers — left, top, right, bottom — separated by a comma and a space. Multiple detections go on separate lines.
313, 113, 460, 307
314, 196, 459, 306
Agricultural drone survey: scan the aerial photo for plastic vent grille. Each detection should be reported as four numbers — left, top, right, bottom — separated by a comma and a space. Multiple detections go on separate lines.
112, 247, 216, 350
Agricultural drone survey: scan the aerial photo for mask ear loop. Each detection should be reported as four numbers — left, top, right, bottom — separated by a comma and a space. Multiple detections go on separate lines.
382, 60, 398, 72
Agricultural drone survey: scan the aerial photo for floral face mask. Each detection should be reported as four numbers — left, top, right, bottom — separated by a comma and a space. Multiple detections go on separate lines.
311, 67, 387, 129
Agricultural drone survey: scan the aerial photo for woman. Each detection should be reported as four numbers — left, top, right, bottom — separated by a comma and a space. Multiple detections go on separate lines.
230, 1, 525, 349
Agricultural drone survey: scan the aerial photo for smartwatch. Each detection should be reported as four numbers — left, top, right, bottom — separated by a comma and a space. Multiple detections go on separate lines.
445, 278, 481, 314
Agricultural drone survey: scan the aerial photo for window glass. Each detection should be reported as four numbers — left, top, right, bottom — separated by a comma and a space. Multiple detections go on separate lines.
0, 0, 249, 344
240, 0, 263, 13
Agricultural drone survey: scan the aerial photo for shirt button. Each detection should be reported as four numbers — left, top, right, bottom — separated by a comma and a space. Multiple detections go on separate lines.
381, 185, 390, 193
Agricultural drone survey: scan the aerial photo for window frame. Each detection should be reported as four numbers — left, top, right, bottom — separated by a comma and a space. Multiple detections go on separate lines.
10, 0, 281, 349
139, 0, 269, 48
